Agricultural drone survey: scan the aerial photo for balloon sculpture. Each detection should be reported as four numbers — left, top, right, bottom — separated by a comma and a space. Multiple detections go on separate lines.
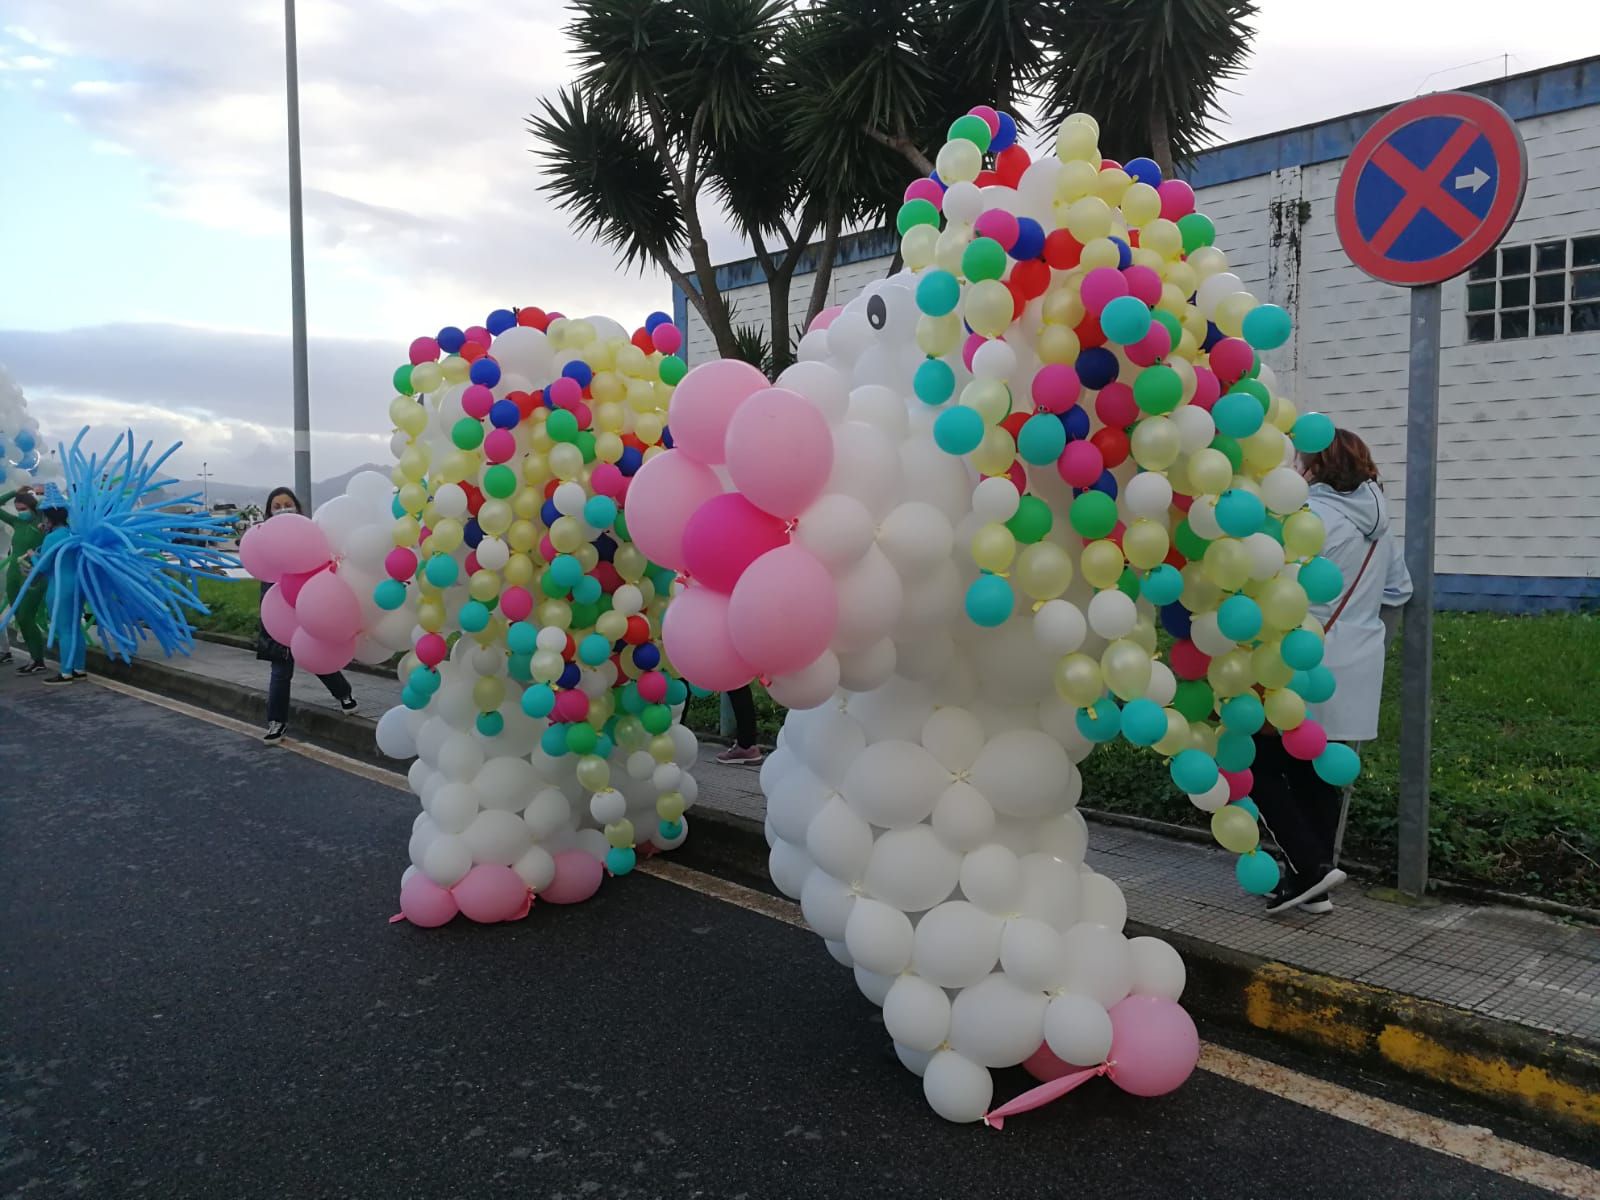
0, 364, 59, 489
334, 307, 702, 925
641, 105, 1353, 1123
2, 429, 236, 669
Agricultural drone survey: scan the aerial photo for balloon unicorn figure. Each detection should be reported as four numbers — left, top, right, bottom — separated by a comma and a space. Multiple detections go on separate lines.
639, 106, 1352, 1124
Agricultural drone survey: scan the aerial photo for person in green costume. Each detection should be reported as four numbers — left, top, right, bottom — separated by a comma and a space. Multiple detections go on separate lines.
0, 486, 47, 672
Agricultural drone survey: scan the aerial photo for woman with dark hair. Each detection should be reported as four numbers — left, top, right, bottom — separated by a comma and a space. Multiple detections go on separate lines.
257, 487, 357, 742
1254, 429, 1412, 915
0, 486, 47, 672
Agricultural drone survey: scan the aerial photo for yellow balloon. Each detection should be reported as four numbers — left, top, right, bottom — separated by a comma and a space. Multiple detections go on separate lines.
650, 733, 677, 763
1188, 246, 1229, 278
1179, 564, 1221, 613
1129, 246, 1165, 272
398, 482, 428, 514
477, 501, 512, 537
504, 554, 535, 587
507, 520, 537, 553
1165, 261, 1198, 298
1259, 577, 1310, 631
1093, 167, 1131, 205
917, 312, 963, 357
1252, 641, 1295, 690
1283, 511, 1326, 559
1211, 806, 1260, 853
550, 516, 585, 554
575, 543, 600, 573
1187, 447, 1233, 496
1142, 219, 1183, 260
1130, 613, 1158, 654
1203, 538, 1252, 591
1121, 181, 1161, 226
961, 378, 1011, 424
614, 346, 649, 379
1037, 325, 1081, 365
595, 431, 624, 464
964, 279, 1015, 337
636, 413, 665, 445
399, 446, 430, 483
596, 610, 627, 641
657, 791, 686, 822
1215, 292, 1259, 337
614, 545, 647, 583
1042, 285, 1085, 327
1055, 653, 1104, 707
1155, 709, 1192, 757
469, 570, 500, 603
1081, 540, 1126, 590
548, 443, 583, 481
936, 137, 983, 183
902, 222, 940, 271
1066, 196, 1113, 243
1130, 416, 1181, 471
576, 755, 611, 793
440, 355, 470, 383
429, 518, 464, 553
1124, 519, 1170, 570
1014, 541, 1073, 601
1102, 638, 1153, 701
972, 523, 1016, 573
971, 427, 1017, 477
409, 361, 442, 394
418, 599, 446, 633
1242, 426, 1288, 473
1079, 237, 1122, 271
396, 404, 429, 437
388, 395, 415, 427
1055, 121, 1100, 164
594, 401, 626, 435
626, 378, 657, 414
1265, 687, 1307, 731
473, 675, 506, 712
1207, 648, 1255, 698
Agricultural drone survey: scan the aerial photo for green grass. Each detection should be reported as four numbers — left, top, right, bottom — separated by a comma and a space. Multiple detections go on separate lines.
677, 614, 1600, 907
192, 577, 261, 638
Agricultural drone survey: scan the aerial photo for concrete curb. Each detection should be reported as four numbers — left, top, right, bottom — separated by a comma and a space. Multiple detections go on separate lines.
96, 649, 1600, 1136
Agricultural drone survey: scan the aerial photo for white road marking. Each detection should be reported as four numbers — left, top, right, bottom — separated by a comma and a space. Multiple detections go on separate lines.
94, 675, 1600, 1196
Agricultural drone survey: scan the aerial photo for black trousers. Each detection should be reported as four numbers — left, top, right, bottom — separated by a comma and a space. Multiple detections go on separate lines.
1250, 733, 1345, 880
267, 658, 352, 724
727, 685, 758, 748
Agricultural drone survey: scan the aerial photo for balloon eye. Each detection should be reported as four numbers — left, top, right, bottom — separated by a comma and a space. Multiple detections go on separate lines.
867, 294, 888, 331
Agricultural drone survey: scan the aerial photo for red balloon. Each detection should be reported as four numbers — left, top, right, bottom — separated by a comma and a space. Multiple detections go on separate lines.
460, 341, 487, 363
632, 328, 655, 352
1044, 230, 1083, 270
1076, 312, 1106, 350
624, 616, 651, 645
1170, 639, 1211, 681
516, 306, 548, 329
996, 145, 1031, 186
1000, 412, 1030, 441
1090, 426, 1129, 468
1012, 259, 1051, 299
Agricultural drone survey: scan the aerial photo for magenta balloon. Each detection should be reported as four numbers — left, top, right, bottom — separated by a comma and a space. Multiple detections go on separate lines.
725, 387, 835, 517
452, 864, 530, 923
241, 513, 332, 580
296, 569, 363, 642
681, 493, 790, 593
661, 584, 756, 692
667, 358, 770, 464
624, 449, 723, 571
399, 874, 459, 927
260, 583, 300, 645
1105, 995, 1200, 1097
541, 851, 605, 904
727, 545, 838, 676
290, 626, 356, 674
277, 566, 319, 606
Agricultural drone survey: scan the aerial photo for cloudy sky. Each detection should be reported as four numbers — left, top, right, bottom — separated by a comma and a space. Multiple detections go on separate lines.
2, 1, 1587, 487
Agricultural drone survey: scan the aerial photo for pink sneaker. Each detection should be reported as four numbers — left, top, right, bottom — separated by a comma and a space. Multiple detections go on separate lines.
715, 744, 765, 765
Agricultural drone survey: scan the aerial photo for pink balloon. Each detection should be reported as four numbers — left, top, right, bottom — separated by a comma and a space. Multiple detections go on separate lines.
725, 387, 834, 518
1209, 337, 1255, 385
661, 585, 756, 692
290, 627, 357, 674
1126, 322, 1173, 367
239, 513, 332, 582
1157, 179, 1197, 220
1080, 267, 1130, 315
903, 178, 943, 207
408, 336, 440, 365
667, 358, 770, 464
624, 449, 724, 572
415, 633, 448, 667
1283, 720, 1328, 761
554, 690, 589, 723
682, 493, 790, 593
548, 377, 581, 410
1106, 996, 1200, 1097
296, 570, 362, 643
463, 325, 492, 348
462, 385, 494, 418
591, 463, 624, 498
652, 324, 683, 355
808, 305, 843, 333
637, 670, 668, 704
1123, 265, 1163, 307
277, 566, 320, 606
483, 429, 516, 463
1022, 1041, 1079, 1083
727, 546, 837, 677
260, 583, 300, 645
1222, 768, 1254, 802
541, 851, 604, 905
500, 586, 533, 622
1058, 440, 1105, 489
385, 547, 417, 582
1032, 364, 1082, 414
453, 864, 531, 923
399, 875, 459, 927
1192, 367, 1221, 410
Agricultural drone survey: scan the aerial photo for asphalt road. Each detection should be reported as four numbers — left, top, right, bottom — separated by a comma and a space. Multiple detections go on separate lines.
0, 671, 1585, 1199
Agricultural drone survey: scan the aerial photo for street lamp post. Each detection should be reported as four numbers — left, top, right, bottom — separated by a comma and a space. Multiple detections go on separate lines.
284, 0, 313, 509
201, 461, 211, 510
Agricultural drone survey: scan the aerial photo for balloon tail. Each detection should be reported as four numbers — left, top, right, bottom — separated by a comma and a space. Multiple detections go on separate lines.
982, 1065, 1106, 1130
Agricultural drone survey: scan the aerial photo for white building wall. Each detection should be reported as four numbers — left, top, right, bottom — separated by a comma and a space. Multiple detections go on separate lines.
674, 86, 1600, 599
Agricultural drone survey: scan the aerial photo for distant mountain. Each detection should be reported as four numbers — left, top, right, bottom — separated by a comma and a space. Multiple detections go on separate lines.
146, 463, 390, 511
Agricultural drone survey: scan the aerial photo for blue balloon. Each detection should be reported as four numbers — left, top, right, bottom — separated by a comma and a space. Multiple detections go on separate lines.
593, 533, 617, 562
1012, 216, 1045, 260
485, 308, 517, 335
1109, 237, 1132, 269
965, 574, 1015, 627
993, 111, 1018, 151
562, 360, 594, 388
1124, 157, 1163, 187
1061, 405, 1091, 441
633, 643, 661, 670
469, 357, 501, 388
618, 446, 644, 476
644, 311, 672, 332
661, 426, 675, 449
558, 662, 582, 689
1089, 469, 1118, 499
540, 499, 561, 526
1159, 601, 1192, 640
1120, 698, 1167, 746
437, 326, 466, 353
1235, 850, 1281, 895
1075, 347, 1119, 390
462, 518, 483, 548
14, 429, 35, 453
490, 399, 521, 429
1202, 321, 1225, 351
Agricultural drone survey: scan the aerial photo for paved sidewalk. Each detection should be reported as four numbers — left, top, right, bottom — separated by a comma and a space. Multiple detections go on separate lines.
100, 633, 1600, 1048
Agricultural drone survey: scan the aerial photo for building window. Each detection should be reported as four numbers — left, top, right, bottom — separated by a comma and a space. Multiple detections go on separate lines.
1467, 236, 1600, 342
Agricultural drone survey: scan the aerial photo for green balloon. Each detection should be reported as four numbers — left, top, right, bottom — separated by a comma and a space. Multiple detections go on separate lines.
576, 430, 597, 463
1174, 518, 1210, 562
1210, 433, 1243, 472
1177, 212, 1215, 253
1007, 494, 1054, 544
897, 198, 940, 235
962, 237, 1008, 283
659, 355, 687, 385
1173, 679, 1217, 723
613, 510, 630, 542
1133, 364, 1182, 415
1069, 491, 1118, 540
949, 113, 993, 149
547, 409, 579, 442
483, 464, 517, 499
570, 600, 600, 628
641, 703, 672, 735
566, 723, 598, 756
451, 417, 484, 451
1117, 566, 1141, 600
392, 364, 415, 395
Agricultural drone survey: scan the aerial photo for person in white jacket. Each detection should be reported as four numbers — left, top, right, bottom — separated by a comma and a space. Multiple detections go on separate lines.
1254, 429, 1413, 915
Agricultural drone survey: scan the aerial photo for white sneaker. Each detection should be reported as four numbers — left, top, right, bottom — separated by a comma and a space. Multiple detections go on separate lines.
1298, 896, 1334, 914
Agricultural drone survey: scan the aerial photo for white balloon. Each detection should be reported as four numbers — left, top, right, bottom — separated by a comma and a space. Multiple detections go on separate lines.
971, 339, 1016, 381
513, 845, 557, 891
923, 1050, 993, 1124
462, 809, 533, 866
949, 974, 1048, 1068
969, 731, 1076, 819
767, 652, 841, 710
796, 493, 876, 572
1033, 599, 1088, 656
804, 795, 875, 884
1171, 404, 1217, 454
1018, 853, 1083, 929
376, 706, 417, 759
429, 782, 479, 834
864, 825, 960, 912
841, 739, 949, 828
1044, 993, 1114, 1065
960, 843, 1024, 915
844, 897, 915, 975
1081, 872, 1129, 932
1189, 776, 1231, 813
1001, 916, 1068, 992
777, 361, 851, 425
1189, 611, 1237, 657
1087, 589, 1138, 640
1146, 661, 1178, 708
1060, 923, 1134, 1007
421, 834, 472, 887
437, 733, 485, 782
799, 866, 856, 939
767, 765, 831, 846
931, 780, 996, 851
1187, 495, 1224, 540
895, 1042, 934, 1078
1261, 466, 1310, 515
1129, 935, 1187, 1001
523, 788, 571, 840
913, 901, 1003, 988
854, 965, 895, 1007
1122, 472, 1174, 520
942, 180, 984, 224
883, 974, 953, 1052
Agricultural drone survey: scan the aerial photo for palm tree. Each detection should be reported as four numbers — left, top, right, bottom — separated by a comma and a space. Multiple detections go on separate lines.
1036, 0, 1258, 176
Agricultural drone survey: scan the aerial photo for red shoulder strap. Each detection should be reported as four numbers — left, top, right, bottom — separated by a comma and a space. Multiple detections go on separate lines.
1323, 540, 1380, 635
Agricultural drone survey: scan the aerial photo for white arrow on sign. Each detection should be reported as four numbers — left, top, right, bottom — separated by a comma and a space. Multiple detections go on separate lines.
1455, 166, 1490, 193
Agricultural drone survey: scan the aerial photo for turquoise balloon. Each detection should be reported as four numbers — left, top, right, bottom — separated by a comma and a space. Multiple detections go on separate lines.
573, 576, 603, 605
1314, 742, 1361, 787
550, 554, 584, 589
1120, 698, 1167, 746
507, 620, 538, 655
915, 358, 956, 405
584, 495, 618, 528
935, 406, 986, 456
965, 574, 1015, 627
1212, 391, 1264, 439
619, 681, 644, 714
1235, 850, 1281, 895
521, 684, 556, 718
1017, 413, 1067, 465
1141, 564, 1184, 607
1291, 665, 1337, 704
1220, 693, 1266, 734
1216, 488, 1265, 537
606, 847, 637, 876
1233, 797, 1261, 820
1298, 556, 1343, 604
408, 666, 440, 695
475, 711, 505, 737
401, 686, 427, 711
1100, 295, 1153, 344
1216, 730, 1258, 771
540, 723, 569, 757
459, 600, 490, 633
424, 554, 459, 588
594, 733, 615, 759
1170, 749, 1219, 794
1293, 412, 1336, 453
917, 269, 961, 317
1241, 303, 1293, 350
666, 678, 688, 705
579, 633, 611, 665
1076, 700, 1122, 743
508, 653, 533, 682
659, 818, 684, 840
1217, 594, 1263, 642
1281, 628, 1324, 670
374, 579, 407, 610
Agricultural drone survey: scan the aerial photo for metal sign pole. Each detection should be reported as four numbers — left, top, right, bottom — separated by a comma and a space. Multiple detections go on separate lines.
285, 0, 313, 509
1397, 282, 1442, 899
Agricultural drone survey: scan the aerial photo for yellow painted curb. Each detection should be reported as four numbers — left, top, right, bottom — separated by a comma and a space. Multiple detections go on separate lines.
1244, 962, 1600, 1131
